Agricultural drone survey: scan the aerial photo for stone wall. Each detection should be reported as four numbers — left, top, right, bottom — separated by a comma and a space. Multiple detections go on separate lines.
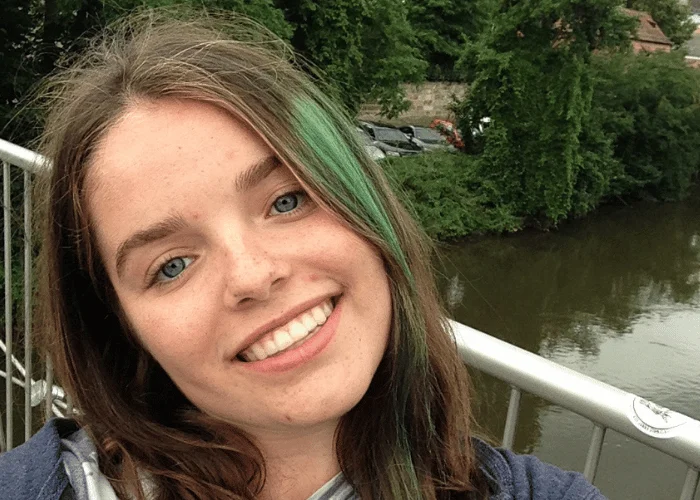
358, 82, 467, 126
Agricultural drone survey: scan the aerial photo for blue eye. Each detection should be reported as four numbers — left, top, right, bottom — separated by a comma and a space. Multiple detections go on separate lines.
271, 192, 305, 215
156, 256, 193, 282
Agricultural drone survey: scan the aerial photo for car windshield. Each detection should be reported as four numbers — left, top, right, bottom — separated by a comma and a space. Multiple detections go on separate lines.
413, 127, 445, 144
375, 128, 409, 143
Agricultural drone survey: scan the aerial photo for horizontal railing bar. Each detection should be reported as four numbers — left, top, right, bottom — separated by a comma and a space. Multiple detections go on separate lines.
451, 321, 700, 470
0, 139, 47, 174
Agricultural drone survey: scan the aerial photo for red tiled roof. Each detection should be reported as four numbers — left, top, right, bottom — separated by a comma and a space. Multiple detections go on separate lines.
621, 8, 672, 46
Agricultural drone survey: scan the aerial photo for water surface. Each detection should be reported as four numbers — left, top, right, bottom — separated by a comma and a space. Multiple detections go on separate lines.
439, 192, 700, 500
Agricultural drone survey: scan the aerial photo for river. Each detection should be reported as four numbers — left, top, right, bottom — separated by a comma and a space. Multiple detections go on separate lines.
438, 191, 700, 500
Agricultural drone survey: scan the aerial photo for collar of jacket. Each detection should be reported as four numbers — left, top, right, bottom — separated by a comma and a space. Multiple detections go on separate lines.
0, 418, 78, 500
2, 420, 520, 500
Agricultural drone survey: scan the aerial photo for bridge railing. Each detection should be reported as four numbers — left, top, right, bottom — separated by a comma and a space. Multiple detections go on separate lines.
450, 321, 700, 500
0, 138, 65, 453
1, 139, 699, 499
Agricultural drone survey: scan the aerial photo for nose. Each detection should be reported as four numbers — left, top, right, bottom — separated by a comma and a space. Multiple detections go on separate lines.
221, 233, 291, 309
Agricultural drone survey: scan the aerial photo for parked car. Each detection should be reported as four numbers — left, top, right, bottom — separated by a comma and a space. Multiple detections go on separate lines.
359, 122, 422, 156
398, 125, 454, 151
353, 128, 386, 161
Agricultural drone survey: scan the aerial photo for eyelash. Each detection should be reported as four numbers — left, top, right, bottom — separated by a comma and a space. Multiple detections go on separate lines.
145, 189, 312, 289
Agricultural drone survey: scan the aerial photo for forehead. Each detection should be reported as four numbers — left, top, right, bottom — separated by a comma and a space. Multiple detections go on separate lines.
90, 99, 268, 183
85, 99, 273, 251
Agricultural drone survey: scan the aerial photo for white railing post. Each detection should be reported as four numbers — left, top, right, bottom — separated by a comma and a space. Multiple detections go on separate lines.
3, 160, 13, 451
679, 468, 699, 500
23, 169, 33, 440
583, 424, 606, 482
502, 386, 521, 450
44, 355, 54, 421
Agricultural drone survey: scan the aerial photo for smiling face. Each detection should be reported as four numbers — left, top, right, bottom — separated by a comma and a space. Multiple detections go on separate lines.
86, 98, 392, 437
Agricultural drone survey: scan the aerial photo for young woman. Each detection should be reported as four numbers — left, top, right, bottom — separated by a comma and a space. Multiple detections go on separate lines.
0, 12, 605, 500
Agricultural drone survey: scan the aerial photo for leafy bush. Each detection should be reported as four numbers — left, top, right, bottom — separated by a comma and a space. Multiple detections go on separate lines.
590, 51, 700, 201
383, 152, 521, 240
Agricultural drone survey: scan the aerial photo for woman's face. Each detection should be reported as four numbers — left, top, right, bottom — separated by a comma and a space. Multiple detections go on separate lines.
87, 98, 392, 436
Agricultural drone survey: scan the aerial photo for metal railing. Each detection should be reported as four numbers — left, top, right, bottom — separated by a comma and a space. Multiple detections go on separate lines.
0, 138, 64, 453
451, 321, 700, 500
1, 138, 699, 499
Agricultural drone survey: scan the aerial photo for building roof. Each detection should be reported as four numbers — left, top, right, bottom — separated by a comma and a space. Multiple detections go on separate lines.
621, 8, 672, 46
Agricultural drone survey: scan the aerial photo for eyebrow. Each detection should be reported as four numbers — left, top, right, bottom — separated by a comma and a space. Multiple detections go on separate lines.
234, 155, 281, 192
115, 214, 187, 278
114, 156, 281, 278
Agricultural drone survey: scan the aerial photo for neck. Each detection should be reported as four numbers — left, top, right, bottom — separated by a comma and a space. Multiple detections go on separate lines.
255, 420, 341, 500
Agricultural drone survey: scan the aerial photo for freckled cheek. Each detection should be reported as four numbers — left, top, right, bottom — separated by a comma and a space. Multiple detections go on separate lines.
126, 304, 216, 363
295, 222, 373, 266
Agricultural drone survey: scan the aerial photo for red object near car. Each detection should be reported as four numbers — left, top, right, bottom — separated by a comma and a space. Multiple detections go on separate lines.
430, 119, 464, 149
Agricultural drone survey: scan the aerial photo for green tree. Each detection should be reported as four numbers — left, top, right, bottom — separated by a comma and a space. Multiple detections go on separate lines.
454, 0, 634, 223
590, 50, 700, 200
1, 0, 38, 143
407, 0, 493, 81
625, 0, 695, 46
278, 0, 426, 116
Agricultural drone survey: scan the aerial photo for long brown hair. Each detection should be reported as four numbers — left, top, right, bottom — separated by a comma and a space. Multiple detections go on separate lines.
35, 10, 486, 499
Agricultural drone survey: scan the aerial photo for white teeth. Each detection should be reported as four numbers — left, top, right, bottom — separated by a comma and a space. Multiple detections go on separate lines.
322, 301, 332, 316
273, 330, 294, 350
311, 307, 327, 325
239, 298, 337, 362
263, 339, 278, 356
251, 344, 267, 361
301, 313, 317, 331
288, 320, 308, 341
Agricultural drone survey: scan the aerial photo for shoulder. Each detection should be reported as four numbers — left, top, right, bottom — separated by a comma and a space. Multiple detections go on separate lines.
0, 418, 78, 500
473, 439, 607, 500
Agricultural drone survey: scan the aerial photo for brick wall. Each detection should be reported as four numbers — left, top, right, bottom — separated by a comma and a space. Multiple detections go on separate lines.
358, 82, 467, 126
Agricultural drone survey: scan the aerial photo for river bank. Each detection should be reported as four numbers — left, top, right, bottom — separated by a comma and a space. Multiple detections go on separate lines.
384, 151, 700, 243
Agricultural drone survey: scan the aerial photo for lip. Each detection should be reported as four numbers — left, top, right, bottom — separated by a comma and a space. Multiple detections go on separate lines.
229, 294, 339, 360
235, 297, 343, 373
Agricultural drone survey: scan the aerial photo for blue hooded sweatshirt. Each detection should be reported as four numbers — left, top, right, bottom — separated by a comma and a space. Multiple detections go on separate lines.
0, 419, 606, 499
